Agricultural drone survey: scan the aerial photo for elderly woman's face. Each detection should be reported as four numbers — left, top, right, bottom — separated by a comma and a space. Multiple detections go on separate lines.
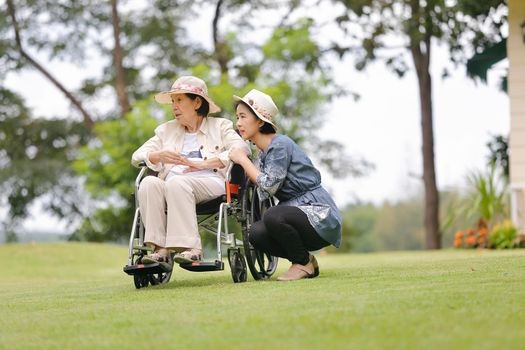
170, 94, 200, 124
236, 103, 264, 140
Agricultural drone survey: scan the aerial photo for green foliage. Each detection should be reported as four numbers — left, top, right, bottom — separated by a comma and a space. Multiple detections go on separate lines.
0, 88, 90, 232
3, 1, 372, 241
335, 194, 426, 252
327, 203, 379, 253
371, 198, 425, 251
2, 1, 197, 103
334, 0, 507, 80
489, 220, 517, 249
487, 134, 509, 181
440, 139, 511, 246
466, 162, 508, 225
74, 98, 164, 198
439, 163, 509, 247
71, 98, 167, 241
70, 205, 133, 242
2, 0, 101, 67
262, 18, 319, 70
5, 230, 18, 243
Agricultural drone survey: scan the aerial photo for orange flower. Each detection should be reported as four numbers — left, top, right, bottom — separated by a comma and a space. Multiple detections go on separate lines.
454, 239, 463, 248
467, 228, 475, 236
466, 236, 477, 246
478, 227, 488, 237
455, 230, 464, 239
477, 236, 486, 246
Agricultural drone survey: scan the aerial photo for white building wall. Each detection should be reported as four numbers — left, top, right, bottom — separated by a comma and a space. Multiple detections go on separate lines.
509, 0, 525, 230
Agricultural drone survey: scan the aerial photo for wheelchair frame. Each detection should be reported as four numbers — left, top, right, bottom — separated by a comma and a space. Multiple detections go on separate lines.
123, 161, 278, 288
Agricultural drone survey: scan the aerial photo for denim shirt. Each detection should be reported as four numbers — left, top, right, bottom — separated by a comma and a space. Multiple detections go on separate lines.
256, 134, 342, 248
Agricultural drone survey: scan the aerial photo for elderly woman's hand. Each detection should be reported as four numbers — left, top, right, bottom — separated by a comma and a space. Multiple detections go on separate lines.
180, 158, 205, 173
229, 147, 249, 164
149, 150, 187, 165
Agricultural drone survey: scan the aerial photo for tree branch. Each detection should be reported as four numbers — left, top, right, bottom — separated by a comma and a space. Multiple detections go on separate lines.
111, 0, 131, 116
6, 0, 94, 128
277, 0, 301, 27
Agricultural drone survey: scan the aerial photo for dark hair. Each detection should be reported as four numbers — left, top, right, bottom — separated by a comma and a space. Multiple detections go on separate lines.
186, 93, 210, 117
234, 101, 276, 134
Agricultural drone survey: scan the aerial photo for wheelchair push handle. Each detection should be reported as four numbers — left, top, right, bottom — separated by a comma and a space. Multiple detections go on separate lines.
225, 162, 235, 203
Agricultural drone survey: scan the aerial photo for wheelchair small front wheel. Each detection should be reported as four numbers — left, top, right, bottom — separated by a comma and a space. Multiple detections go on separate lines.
131, 254, 173, 288
228, 248, 247, 283
133, 274, 149, 289
149, 264, 173, 286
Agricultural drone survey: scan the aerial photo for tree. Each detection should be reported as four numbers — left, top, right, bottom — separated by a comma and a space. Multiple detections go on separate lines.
73, 10, 372, 241
71, 99, 165, 241
110, 0, 130, 115
0, 88, 90, 233
487, 134, 509, 182
0, 0, 199, 234
4, 0, 95, 127
333, 0, 506, 248
1, 1, 372, 240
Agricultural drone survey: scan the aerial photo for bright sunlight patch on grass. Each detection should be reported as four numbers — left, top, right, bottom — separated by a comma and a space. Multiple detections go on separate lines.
0, 243, 524, 349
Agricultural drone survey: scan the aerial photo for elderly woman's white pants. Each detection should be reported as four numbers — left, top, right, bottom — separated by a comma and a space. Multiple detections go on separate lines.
138, 175, 225, 249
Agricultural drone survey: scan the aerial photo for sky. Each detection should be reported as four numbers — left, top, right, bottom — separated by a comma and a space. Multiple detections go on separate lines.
3, 1, 510, 233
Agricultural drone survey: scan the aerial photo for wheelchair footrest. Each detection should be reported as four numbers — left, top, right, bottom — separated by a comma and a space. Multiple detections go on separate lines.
178, 260, 224, 272
123, 262, 172, 276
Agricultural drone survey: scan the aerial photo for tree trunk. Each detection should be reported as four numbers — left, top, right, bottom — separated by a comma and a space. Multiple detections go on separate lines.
111, 0, 131, 115
6, 0, 94, 128
212, 0, 229, 75
410, 39, 441, 249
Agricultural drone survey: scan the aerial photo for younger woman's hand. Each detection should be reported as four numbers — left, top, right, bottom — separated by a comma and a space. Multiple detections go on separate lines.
229, 147, 248, 164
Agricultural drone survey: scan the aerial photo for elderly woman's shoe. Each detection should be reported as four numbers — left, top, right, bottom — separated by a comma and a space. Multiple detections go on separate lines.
277, 262, 315, 281
142, 251, 172, 265
174, 248, 203, 264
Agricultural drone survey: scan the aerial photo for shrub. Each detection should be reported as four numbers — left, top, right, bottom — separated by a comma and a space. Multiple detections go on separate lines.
488, 220, 517, 249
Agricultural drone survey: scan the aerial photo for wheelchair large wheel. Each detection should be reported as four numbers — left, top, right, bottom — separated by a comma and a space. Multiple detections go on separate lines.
241, 179, 278, 280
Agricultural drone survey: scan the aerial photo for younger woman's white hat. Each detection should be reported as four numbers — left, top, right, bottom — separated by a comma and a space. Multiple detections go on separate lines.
233, 89, 278, 131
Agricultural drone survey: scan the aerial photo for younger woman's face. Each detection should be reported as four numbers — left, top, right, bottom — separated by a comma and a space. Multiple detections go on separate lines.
236, 103, 264, 140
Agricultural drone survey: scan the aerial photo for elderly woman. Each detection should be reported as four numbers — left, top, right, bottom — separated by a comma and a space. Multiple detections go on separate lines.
229, 89, 342, 281
132, 76, 249, 265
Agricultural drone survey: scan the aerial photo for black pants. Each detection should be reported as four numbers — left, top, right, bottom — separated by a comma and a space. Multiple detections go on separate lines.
249, 205, 330, 265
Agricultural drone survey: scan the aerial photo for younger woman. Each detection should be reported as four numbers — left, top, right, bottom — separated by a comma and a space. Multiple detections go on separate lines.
229, 89, 342, 281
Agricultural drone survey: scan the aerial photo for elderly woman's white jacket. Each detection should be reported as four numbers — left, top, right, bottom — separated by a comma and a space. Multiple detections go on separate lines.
132, 117, 249, 180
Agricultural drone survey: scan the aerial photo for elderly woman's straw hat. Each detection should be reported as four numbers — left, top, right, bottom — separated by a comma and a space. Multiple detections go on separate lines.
233, 89, 278, 131
155, 76, 221, 114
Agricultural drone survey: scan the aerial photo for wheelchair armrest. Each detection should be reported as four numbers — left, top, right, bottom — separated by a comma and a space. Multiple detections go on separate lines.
135, 160, 158, 177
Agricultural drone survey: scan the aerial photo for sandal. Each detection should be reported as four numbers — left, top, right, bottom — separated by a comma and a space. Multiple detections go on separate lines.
142, 251, 172, 265
174, 248, 203, 264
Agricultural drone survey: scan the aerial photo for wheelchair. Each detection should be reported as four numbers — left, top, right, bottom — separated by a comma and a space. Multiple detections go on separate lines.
123, 161, 279, 288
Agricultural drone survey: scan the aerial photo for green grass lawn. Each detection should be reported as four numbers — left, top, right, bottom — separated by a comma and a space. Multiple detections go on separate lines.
0, 243, 524, 350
